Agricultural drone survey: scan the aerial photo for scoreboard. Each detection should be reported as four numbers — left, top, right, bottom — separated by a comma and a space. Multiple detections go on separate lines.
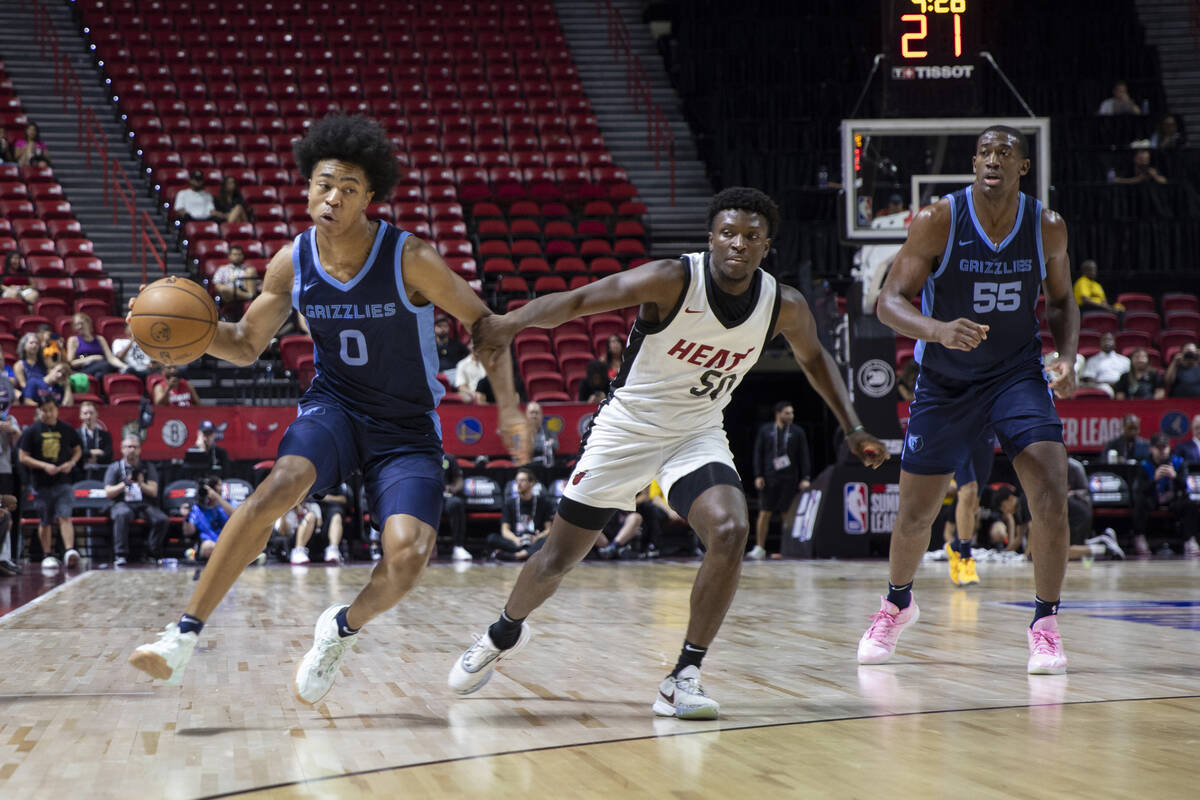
882, 0, 982, 115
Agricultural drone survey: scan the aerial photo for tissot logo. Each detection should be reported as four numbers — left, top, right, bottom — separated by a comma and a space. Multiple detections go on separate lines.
891, 65, 975, 80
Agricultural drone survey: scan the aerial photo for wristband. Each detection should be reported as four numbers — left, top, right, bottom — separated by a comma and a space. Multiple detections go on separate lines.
847, 424, 865, 435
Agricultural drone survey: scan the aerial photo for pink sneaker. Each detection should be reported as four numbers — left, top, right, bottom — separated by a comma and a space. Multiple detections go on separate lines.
1027, 616, 1068, 674
857, 596, 920, 664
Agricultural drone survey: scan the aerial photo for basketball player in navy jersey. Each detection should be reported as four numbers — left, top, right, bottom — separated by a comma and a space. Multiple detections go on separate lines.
856, 125, 1078, 674
945, 429, 996, 586
129, 114, 527, 702
448, 187, 889, 719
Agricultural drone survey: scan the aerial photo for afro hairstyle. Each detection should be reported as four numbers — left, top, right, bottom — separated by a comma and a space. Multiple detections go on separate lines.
293, 113, 398, 200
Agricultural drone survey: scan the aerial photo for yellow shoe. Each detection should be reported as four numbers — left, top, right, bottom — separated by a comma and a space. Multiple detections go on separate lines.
944, 543, 961, 586
959, 556, 980, 586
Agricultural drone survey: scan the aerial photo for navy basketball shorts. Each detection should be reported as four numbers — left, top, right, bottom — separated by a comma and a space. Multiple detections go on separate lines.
277, 400, 444, 529
953, 429, 997, 488
903, 363, 1063, 476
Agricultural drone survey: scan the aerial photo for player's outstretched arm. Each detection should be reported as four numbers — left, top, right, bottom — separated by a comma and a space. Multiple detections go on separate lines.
1040, 210, 1078, 399
206, 245, 296, 366
878, 202, 989, 352
776, 286, 888, 469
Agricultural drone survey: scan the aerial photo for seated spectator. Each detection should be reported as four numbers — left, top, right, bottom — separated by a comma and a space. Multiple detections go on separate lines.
453, 340, 487, 402
1097, 80, 1142, 116
1131, 433, 1199, 557
1, 252, 39, 309
1065, 456, 1123, 560
487, 467, 551, 561
111, 323, 155, 378
22, 363, 73, 407
603, 334, 625, 380
1150, 114, 1184, 149
12, 332, 47, 394
1166, 343, 1200, 397
595, 504, 644, 560
186, 419, 230, 474
150, 364, 200, 406
173, 169, 216, 222
13, 122, 50, 167
1103, 414, 1150, 461
1079, 332, 1129, 394
474, 360, 527, 404
526, 401, 558, 468
0, 493, 18, 576
18, 396, 81, 569
1072, 260, 1122, 314
1112, 347, 1165, 399
104, 435, 168, 566
211, 245, 259, 320
0, 130, 14, 163
984, 486, 1029, 553
67, 313, 124, 379
280, 501, 321, 564
897, 359, 918, 402
212, 176, 250, 224
1173, 414, 1200, 465
39, 325, 65, 371
434, 316, 468, 381
75, 400, 113, 479
317, 483, 349, 564
184, 474, 234, 561
441, 453, 470, 561
1114, 148, 1167, 185
578, 359, 610, 403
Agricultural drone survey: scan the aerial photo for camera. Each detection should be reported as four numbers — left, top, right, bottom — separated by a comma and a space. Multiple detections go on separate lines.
196, 475, 221, 500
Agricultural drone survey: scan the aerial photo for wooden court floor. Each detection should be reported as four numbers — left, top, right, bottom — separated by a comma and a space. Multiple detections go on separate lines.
1, 557, 1198, 799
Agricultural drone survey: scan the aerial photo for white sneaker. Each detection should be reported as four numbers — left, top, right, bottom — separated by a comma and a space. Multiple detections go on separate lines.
293, 604, 358, 705
451, 546, 473, 561
746, 545, 766, 560
324, 545, 342, 564
64, 549, 80, 568
289, 546, 310, 565
41, 556, 60, 571
652, 665, 719, 720
129, 622, 199, 685
447, 623, 532, 694
1185, 538, 1200, 558
1086, 530, 1125, 560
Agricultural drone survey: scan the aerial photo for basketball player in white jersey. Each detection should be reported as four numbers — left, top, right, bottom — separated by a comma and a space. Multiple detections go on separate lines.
449, 188, 889, 718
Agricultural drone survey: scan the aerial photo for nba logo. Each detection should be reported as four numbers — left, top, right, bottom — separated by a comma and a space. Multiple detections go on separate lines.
844, 482, 869, 534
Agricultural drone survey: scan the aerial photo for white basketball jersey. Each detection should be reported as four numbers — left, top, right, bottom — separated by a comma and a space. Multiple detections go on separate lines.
597, 252, 780, 436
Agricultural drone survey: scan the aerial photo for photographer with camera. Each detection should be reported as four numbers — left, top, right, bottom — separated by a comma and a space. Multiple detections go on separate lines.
1166, 342, 1200, 398
104, 435, 167, 567
185, 475, 235, 562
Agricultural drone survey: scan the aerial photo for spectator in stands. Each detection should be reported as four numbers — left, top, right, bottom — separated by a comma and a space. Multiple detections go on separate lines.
985, 486, 1028, 553
487, 467, 552, 561
434, 316, 468, 380
75, 400, 112, 479
67, 313, 123, 379
22, 363, 73, 407
12, 332, 46, 395
0, 493, 18, 576
151, 364, 200, 406
39, 325, 65, 371
211, 245, 259, 321
212, 176, 250, 224
0, 130, 13, 163
282, 501, 321, 564
1173, 414, 1200, 464
13, 122, 50, 167
603, 334, 625, 380
595, 502, 644, 560
173, 169, 216, 222
1115, 148, 1168, 185
1079, 332, 1129, 395
578, 359, 610, 402
526, 401, 558, 468
473, 356, 526, 404
897, 359, 918, 402
1072, 259, 1122, 314
18, 396, 81, 569
750, 400, 810, 560
453, 339, 487, 402
1150, 114, 1185, 150
1103, 413, 1151, 462
1166, 342, 1200, 397
0, 373, 21, 567
1113, 347, 1165, 399
1131, 432, 1199, 557
1097, 81, 1142, 116
1066, 457, 1124, 560
317, 483, 349, 564
187, 419, 230, 474
875, 194, 905, 218
111, 322, 154, 378
104, 435, 167, 566
185, 474, 234, 562
2, 252, 39, 309
441, 453, 470, 561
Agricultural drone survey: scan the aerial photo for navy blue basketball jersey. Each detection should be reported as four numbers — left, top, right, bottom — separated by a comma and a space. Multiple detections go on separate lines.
914, 186, 1045, 381
290, 221, 445, 430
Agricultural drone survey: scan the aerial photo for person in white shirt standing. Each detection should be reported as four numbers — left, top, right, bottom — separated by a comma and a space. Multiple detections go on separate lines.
1079, 332, 1130, 395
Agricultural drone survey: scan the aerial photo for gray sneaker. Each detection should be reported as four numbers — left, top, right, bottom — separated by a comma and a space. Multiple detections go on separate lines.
447, 623, 532, 695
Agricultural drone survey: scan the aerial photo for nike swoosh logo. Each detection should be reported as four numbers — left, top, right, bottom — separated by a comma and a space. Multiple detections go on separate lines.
684, 307, 704, 314
303, 282, 318, 292
659, 689, 675, 704
958, 240, 973, 246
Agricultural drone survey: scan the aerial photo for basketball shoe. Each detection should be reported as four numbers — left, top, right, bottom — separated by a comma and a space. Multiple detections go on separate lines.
857, 596, 920, 664
958, 556, 980, 585
944, 543, 961, 585
294, 604, 358, 704
64, 549, 80, 568
447, 623, 532, 694
289, 547, 310, 565
652, 665, 719, 720
1027, 616, 1067, 674
129, 622, 199, 684
746, 545, 767, 560
324, 545, 342, 564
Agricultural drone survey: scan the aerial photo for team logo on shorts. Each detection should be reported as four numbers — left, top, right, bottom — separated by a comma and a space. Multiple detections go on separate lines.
844, 482, 869, 534
856, 359, 896, 399
456, 417, 483, 445
572, 471, 587, 485
906, 433, 924, 453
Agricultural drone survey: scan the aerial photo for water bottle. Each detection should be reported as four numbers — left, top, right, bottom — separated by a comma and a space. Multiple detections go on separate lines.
817, 166, 829, 188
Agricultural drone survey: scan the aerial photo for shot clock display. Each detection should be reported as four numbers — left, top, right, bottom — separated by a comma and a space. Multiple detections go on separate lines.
882, 0, 982, 115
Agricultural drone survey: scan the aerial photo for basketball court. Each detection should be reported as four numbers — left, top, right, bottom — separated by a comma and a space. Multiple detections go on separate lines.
1, 558, 1197, 798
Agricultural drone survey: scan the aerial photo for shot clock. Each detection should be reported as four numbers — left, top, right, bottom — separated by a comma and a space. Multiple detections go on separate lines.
882, 0, 982, 115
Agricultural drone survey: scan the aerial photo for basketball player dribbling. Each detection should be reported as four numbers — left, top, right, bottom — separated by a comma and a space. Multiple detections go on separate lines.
449, 187, 890, 719
856, 125, 1079, 674
129, 114, 527, 703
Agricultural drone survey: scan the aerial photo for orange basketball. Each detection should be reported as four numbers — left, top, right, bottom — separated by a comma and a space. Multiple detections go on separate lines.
128, 276, 219, 365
